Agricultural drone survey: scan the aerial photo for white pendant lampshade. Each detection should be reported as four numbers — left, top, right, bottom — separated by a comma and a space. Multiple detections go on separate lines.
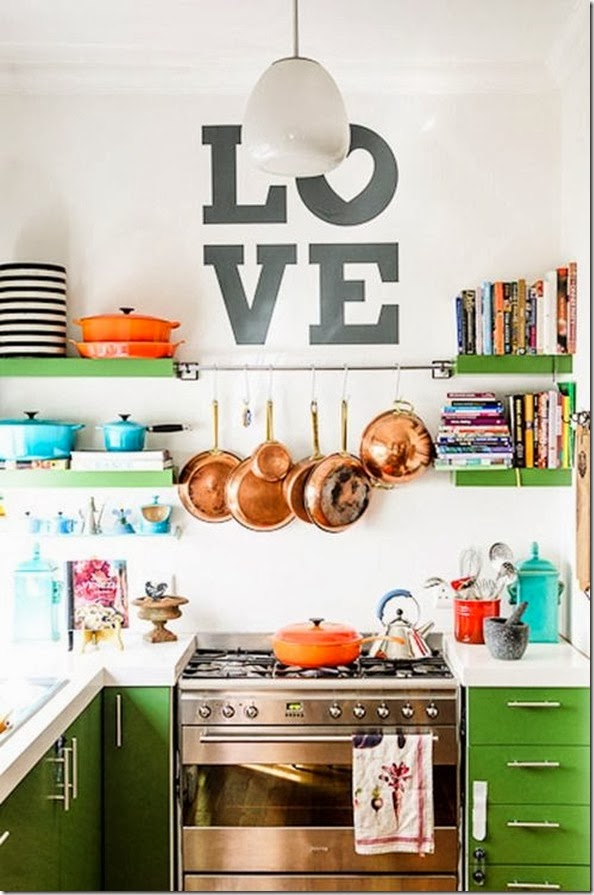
242, 1, 350, 177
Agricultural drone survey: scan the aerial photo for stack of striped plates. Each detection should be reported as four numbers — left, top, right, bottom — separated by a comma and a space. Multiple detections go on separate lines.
0, 262, 67, 356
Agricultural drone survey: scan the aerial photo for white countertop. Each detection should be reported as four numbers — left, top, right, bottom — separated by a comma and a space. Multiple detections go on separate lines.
444, 633, 590, 688
0, 632, 196, 804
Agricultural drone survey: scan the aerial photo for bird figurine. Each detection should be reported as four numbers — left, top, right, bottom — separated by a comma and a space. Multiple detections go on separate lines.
145, 580, 169, 600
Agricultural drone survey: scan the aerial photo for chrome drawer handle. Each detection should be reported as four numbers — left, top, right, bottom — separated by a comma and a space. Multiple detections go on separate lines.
199, 733, 440, 743
0, 830, 10, 847
506, 761, 560, 768
507, 821, 560, 829
507, 883, 561, 890
506, 701, 561, 708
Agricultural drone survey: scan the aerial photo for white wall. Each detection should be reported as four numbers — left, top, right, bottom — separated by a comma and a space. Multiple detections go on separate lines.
0, 78, 587, 647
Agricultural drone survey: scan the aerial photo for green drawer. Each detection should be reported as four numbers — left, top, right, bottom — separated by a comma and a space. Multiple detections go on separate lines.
469, 745, 590, 804
468, 688, 590, 745
468, 805, 590, 864
468, 863, 591, 892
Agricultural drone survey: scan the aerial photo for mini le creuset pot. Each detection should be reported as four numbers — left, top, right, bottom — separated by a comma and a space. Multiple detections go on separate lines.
0, 411, 84, 460
73, 307, 181, 342
140, 496, 172, 534
98, 414, 188, 451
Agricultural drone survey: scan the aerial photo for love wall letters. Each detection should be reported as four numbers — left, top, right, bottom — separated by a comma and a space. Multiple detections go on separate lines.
202, 124, 400, 345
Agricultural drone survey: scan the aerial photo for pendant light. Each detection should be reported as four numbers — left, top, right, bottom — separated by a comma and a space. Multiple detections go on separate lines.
242, 0, 350, 177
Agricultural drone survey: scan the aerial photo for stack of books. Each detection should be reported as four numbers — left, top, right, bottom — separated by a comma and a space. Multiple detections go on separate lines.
435, 392, 514, 469
69, 449, 173, 471
455, 261, 577, 356
509, 383, 575, 469
0, 457, 70, 470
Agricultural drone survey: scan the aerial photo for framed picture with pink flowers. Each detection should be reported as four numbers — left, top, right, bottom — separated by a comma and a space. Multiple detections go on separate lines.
67, 558, 129, 630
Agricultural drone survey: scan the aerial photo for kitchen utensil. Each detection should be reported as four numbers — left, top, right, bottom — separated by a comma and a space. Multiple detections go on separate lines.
283, 399, 324, 522
359, 399, 434, 487
454, 597, 500, 644
13, 544, 62, 643
505, 601, 528, 625
251, 399, 292, 482
98, 414, 188, 451
483, 616, 529, 660
368, 589, 433, 660
488, 541, 514, 570
225, 402, 295, 532
139, 496, 172, 534
178, 399, 242, 523
507, 542, 564, 642
271, 617, 384, 668
460, 546, 482, 578
70, 339, 185, 359
73, 307, 181, 342
303, 398, 372, 532
0, 411, 84, 460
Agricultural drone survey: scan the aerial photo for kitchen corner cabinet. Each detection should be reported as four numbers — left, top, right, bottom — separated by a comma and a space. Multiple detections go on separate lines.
102, 686, 173, 892
0, 695, 102, 892
466, 687, 590, 892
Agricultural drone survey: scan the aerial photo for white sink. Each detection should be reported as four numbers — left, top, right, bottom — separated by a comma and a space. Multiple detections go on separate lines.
0, 677, 68, 744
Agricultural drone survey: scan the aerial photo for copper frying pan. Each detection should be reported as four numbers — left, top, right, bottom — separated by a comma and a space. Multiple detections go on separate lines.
226, 405, 295, 531
283, 399, 323, 523
359, 399, 434, 487
177, 399, 241, 522
251, 399, 292, 482
303, 399, 372, 532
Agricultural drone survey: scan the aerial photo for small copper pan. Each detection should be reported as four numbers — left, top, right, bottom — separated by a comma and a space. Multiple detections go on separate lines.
359, 399, 434, 487
251, 399, 292, 482
283, 399, 323, 523
178, 399, 241, 522
303, 399, 372, 533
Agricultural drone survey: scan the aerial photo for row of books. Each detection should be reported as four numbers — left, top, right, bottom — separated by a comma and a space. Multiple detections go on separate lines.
435, 392, 514, 469
0, 450, 173, 471
455, 262, 577, 356
509, 383, 575, 469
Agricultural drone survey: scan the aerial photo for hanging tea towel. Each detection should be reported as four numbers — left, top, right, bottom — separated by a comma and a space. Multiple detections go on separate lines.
352, 732, 434, 855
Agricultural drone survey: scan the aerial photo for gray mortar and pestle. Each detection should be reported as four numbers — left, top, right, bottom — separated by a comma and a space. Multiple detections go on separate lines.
483, 602, 530, 660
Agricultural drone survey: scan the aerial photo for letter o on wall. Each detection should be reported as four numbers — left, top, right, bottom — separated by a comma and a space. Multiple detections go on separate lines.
295, 124, 399, 226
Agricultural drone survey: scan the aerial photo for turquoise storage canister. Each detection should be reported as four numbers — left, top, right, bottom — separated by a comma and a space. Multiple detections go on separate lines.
508, 541, 563, 642
13, 544, 62, 642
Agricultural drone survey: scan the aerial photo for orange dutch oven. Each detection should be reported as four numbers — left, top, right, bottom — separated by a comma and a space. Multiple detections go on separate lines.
73, 307, 181, 342
272, 617, 375, 668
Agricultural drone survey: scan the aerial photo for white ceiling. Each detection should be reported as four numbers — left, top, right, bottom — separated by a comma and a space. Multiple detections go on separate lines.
0, 0, 588, 94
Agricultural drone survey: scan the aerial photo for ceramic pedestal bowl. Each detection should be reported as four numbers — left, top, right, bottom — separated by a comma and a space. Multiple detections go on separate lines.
133, 595, 188, 643
483, 617, 529, 660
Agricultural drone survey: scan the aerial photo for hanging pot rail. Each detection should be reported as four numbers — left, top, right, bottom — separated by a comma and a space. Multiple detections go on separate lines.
174, 359, 454, 381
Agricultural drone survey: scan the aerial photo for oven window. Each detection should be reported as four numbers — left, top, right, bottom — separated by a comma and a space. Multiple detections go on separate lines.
182, 764, 457, 828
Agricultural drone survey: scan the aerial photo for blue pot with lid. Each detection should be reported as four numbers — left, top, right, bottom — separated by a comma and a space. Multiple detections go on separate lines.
98, 414, 188, 451
507, 542, 564, 642
0, 411, 83, 460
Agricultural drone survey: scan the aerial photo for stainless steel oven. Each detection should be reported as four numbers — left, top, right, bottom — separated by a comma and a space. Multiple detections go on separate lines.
177, 638, 461, 892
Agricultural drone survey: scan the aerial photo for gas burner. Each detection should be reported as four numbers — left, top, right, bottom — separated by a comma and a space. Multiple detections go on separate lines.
272, 662, 357, 679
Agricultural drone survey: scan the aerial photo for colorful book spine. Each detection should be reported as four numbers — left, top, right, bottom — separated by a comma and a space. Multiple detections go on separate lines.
455, 295, 464, 354
536, 392, 549, 469
510, 394, 525, 467
556, 266, 568, 354
481, 281, 493, 355
567, 261, 577, 354
523, 393, 535, 468
533, 278, 544, 354
493, 281, 505, 355
517, 278, 527, 355
503, 282, 512, 354
462, 289, 476, 354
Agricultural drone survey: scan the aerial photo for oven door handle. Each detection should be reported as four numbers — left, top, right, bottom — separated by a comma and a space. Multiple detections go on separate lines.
199, 733, 439, 743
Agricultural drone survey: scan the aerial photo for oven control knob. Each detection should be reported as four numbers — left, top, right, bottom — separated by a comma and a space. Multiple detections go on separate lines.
221, 704, 235, 718
244, 704, 258, 719
425, 702, 439, 719
329, 703, 342, 719
197, 703, 211, 719
401, 702, 414, 719
376, 703, 390, 719
353, 703, 366, 719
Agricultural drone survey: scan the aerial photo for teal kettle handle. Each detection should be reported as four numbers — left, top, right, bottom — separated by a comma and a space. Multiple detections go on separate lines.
376, 589, 416, 625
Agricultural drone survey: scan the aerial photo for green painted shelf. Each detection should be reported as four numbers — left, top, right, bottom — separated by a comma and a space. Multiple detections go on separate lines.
452, 468, 573, 487
0, 358, 176, 377
455, 355, 573, 375
0, 470, 176, 488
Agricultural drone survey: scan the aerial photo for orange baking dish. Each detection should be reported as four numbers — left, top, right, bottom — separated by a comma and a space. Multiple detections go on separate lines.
70, 340, 185, 359
73, 307, 181, 342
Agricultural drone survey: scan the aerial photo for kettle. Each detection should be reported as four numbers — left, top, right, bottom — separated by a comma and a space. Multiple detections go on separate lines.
369, 588, 434, 660
13, 544, 62, 642
507, 542, 564, 642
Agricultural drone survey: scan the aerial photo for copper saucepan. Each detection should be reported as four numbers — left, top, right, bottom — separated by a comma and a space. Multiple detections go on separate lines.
271, 617, 398, 668
283, 399, 323, 523
303, 399, 372, 532
359, 399, 434, 487
251, 399, 292, 482
226, 403, 295, 532
177, 399, 241, 522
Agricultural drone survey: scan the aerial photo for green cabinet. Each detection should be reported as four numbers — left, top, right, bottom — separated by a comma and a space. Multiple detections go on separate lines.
0, 695, 102, 893
102, 686, 173, 892
466, 687, 590, 892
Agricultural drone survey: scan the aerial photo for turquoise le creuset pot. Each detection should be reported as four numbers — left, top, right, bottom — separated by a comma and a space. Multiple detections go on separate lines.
0, 411, 84, 460
98, 414, 188, 451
